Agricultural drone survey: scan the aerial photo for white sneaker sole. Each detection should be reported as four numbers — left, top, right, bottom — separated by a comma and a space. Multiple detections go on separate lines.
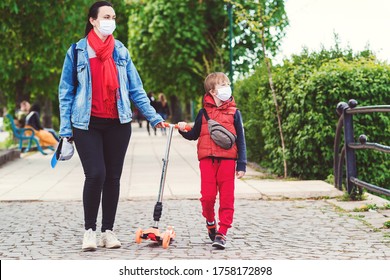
98, 240, 121, 249
106, 244, 121, 249
103, 242, 121, 249
82, 245, 97, 252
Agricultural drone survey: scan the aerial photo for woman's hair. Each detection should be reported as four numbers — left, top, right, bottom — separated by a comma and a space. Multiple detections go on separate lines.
85, 1, 113, 36
30, 103, 41, 114
159, 93, 167, 106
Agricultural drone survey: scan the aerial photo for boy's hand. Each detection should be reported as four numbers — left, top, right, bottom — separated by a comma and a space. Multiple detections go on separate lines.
236, 171, 245, 179
177, 122, 189, 132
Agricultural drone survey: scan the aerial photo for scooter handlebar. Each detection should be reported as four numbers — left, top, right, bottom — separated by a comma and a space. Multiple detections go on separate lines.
175, 124, 192, 131
163, 122, 192, 131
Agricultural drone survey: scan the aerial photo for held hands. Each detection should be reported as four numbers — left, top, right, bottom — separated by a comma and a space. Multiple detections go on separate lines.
177, 122, 189, 132
236, 171, 245, 179
155, 121, 192, 131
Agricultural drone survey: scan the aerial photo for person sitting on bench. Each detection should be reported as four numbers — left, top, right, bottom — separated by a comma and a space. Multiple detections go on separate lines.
25, 103, 59, 148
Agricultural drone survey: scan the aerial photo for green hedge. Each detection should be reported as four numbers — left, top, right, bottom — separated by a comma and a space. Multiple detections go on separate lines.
235, 48, 390, 189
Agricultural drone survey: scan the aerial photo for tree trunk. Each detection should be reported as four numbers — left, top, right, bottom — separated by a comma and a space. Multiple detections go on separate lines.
42, 99, 53, 128
15, 76, 29, 110
169, 95, 183, 123
259, 13, 288, 178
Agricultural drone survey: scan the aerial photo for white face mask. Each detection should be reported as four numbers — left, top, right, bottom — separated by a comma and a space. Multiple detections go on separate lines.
98, 20, 116, 36
216, 86, 232, 101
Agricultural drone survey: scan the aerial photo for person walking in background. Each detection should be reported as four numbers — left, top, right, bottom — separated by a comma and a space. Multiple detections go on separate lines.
177, 72, 247, 250
146, 91, 158, 136
58, 1, 164, 251
133, 107, 144, 128
157, 93, 170, 135
25, 103, 59, 148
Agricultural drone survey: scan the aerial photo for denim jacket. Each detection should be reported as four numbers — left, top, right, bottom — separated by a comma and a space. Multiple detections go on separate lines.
58, 37, 163, 137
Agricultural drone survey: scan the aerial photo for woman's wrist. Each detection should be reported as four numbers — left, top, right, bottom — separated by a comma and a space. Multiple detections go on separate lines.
60, 136, 74, 143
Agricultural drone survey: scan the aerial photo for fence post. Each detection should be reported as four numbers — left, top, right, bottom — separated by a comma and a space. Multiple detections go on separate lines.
340, 100, 359, 196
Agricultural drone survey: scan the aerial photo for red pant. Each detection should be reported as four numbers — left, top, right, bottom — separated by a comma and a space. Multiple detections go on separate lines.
199, 158, 235, 235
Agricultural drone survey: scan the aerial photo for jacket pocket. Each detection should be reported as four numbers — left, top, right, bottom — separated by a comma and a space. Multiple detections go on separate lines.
77, 63, 87, 73
116, 59, 127, 67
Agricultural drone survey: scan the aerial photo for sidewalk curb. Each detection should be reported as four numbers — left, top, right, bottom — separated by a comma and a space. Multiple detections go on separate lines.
0, 148, 20, 167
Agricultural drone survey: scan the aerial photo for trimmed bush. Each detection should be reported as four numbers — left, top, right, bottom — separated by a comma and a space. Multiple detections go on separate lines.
235, 47, 390, 189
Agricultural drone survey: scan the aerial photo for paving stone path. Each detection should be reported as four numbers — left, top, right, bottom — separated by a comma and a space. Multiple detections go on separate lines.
1, 199, 389, 260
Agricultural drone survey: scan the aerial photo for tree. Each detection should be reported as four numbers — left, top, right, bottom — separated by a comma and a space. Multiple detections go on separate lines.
231, 0, 288, 177
126, 0, 288, 105
0, 0, 129, 126
0, 1, 84, 109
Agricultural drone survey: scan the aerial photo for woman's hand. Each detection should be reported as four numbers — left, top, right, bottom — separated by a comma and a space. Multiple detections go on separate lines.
155, 122, 166, 128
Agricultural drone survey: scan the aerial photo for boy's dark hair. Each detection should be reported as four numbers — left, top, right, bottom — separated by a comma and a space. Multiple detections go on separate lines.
85, 1, 113, 36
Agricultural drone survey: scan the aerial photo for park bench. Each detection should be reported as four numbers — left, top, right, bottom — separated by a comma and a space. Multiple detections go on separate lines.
5, 114, 48, 155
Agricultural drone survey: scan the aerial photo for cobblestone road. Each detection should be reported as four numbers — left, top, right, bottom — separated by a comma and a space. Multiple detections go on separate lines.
1, 198, 389, 260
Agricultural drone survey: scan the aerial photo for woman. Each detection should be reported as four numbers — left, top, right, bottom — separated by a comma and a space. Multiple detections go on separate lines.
146, 92, 158, 136
16, 100, 31, 128
25, 103, 59, 148
58, 1, 164, 251
157, 93, 170, 135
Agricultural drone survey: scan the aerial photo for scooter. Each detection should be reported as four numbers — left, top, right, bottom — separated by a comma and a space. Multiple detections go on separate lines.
135, 123, 191, 249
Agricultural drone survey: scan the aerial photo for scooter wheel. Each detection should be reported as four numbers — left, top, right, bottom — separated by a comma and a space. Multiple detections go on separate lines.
162, 233, 170, 249
135, 228, 143, 244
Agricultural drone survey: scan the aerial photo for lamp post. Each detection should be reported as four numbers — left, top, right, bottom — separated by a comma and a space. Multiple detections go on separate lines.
227, 3, 233, 90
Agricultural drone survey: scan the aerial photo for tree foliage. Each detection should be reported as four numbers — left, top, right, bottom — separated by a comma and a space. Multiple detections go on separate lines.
230, 0, 289, 177
228, 0, 288, 74
0, 0, 87, 110
235, 45, 390, 190
0, 0, 129, 119
126, 0, 287, 103
0, 0, 287, 124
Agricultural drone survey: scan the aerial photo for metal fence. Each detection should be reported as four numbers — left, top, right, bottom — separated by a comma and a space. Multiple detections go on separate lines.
334, 99, 390, 198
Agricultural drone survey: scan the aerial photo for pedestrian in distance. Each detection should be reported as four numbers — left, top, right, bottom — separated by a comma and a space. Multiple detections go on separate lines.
157, 93, 170, 136
146, 91, 158, 136
58, 1, 165, 251
177, 72, 247, 250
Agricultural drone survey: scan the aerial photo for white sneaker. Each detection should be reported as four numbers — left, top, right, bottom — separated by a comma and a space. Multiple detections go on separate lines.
82, 229, 97, 251
99, 230, 121, 248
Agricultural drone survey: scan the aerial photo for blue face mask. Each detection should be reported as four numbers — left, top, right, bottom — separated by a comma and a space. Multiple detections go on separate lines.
216, 86, 232, 101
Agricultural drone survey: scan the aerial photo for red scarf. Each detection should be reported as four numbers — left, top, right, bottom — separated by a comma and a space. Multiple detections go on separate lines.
88, 29, 119, 114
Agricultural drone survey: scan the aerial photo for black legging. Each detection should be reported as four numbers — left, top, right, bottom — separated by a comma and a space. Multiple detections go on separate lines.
73, 116, 132, 232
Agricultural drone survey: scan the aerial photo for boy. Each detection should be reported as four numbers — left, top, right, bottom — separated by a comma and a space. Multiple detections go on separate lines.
177, 72, 247, 249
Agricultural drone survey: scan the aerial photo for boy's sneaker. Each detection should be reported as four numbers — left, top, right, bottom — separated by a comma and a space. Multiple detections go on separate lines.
99, 230, 121, 249
82, 228, 97, 251
212, 233, 227, 250
206, 221, 217, 241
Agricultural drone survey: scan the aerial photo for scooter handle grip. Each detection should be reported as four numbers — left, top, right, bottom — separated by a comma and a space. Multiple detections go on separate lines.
174, 124, 192, 131
163, 122, 192, 131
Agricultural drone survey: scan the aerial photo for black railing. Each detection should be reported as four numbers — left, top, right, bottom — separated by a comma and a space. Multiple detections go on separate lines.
334, 99, 390, 198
